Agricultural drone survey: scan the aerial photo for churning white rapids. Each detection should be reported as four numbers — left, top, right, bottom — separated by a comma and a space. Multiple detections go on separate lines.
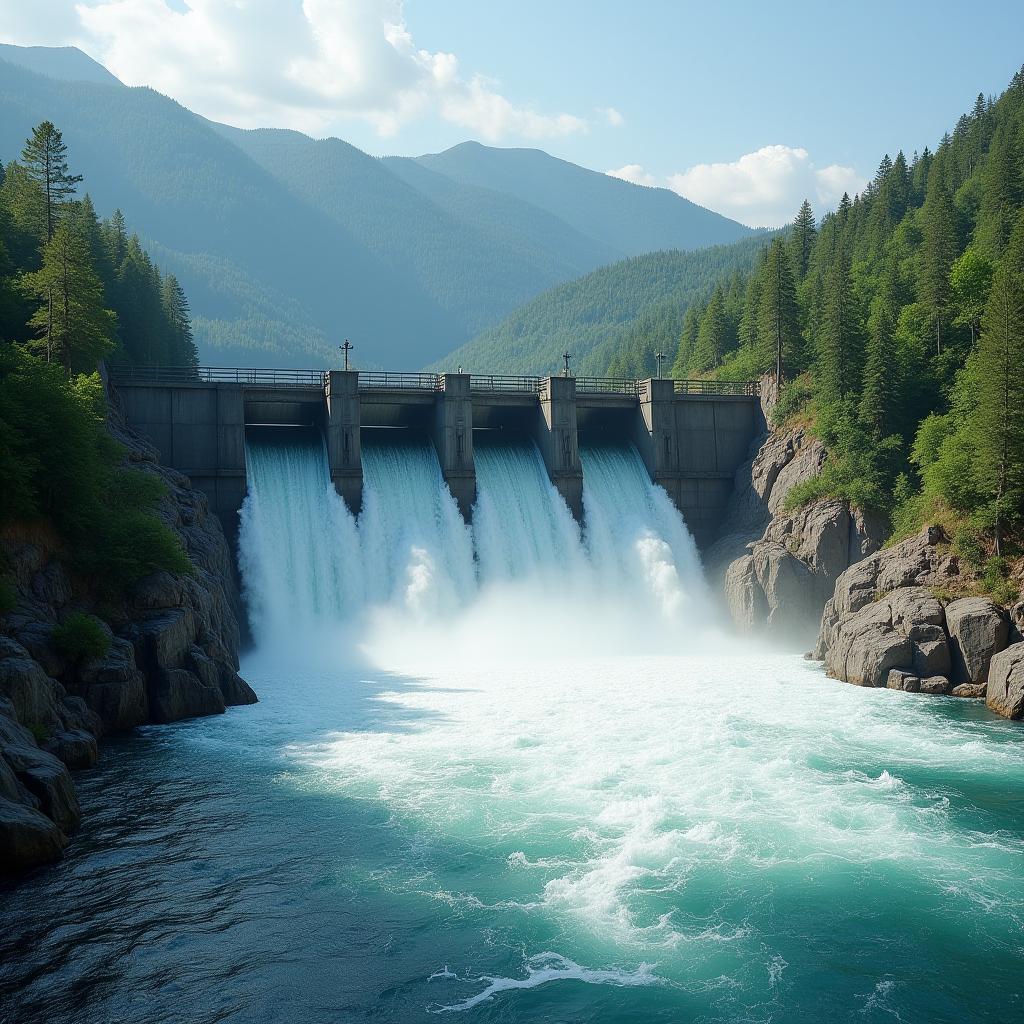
9, 425, 1009, 1024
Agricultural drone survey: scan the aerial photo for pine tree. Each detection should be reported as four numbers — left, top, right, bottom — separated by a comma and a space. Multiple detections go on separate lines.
670, 305, 701, 378
859, 304, 898, 437
816, 245, 861, 408
973, 265, 1024, 555
788, 200, 817, 281
689, 287, 728, 374
22, 221, 116, 370
161, 274, 198, 366
918, 174, 958, 355
976, 123, 1023, 259
756, 237, 799, 381
20, 121, 82, 244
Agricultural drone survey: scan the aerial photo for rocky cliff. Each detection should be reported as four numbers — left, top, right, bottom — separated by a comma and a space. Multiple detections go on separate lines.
812, 525, 1024, 717
0, 412, 255, 873
705, 420, 886, 645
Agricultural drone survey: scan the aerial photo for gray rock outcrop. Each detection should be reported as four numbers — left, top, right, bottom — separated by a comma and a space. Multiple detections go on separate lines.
706, 426, 885, 643
0, 410, 255, 874
986, 643, 1024, 720
813, 526, 1018, 712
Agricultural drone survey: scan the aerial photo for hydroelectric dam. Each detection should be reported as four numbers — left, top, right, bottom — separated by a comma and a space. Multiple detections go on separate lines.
110, 367, 763, 550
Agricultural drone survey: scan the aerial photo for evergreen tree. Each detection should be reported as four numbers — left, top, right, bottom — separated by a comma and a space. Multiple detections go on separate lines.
816, 245, 861, 407
161, 274, 198, 366
859, 304, 898, 438
689, 287, 728, 374
22, 221, 117, 370
976, 122, 1023, 259
972, 264, 1024, 555
917, 174, 958, 355
20, 121, 82, 244
756, 237, 799, 381
788, 200, 816, 281
671, 305, 701, 378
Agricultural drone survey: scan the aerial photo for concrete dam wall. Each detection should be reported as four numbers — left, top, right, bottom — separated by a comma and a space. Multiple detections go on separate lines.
111, 368, 763, 551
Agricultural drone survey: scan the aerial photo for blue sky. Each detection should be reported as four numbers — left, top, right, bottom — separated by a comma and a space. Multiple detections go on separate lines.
1, 1, 1022, 226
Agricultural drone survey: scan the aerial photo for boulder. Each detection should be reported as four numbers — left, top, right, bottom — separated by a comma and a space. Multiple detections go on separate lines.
912, 639, 952, 678
945, 598, 1009, 684
0, 796, 67, 871
887, 670, 920, 692
986, 643, 1024, 720
919, 675, 952, 695
951, 683, 987, 699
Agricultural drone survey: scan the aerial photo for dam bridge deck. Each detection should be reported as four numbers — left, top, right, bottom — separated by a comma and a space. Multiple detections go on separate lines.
110, 366, 764, 550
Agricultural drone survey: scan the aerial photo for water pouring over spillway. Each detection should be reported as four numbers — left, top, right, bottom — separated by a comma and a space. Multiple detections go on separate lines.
238, 426, 718, 663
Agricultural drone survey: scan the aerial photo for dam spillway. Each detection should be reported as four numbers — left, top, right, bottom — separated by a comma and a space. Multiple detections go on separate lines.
110, 367, 763, 552
237, 425, 715, 651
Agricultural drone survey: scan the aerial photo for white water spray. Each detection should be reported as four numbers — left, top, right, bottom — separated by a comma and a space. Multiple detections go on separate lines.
239, 427, 718, 664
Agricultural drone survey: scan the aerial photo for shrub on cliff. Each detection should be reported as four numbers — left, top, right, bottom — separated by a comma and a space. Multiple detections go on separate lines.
51, 612, 110, 662
0, 345, 190, 593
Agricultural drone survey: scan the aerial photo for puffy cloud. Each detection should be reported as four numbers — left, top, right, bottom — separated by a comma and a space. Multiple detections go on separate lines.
666, 145, 866, 228
599, 106, 624, 127
605, 163, 655, 187
0, 0, 590, 141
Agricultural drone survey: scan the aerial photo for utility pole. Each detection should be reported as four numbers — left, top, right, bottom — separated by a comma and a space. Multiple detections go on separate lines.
655, 351, 666, 379
341, 339, 353, 370
562, 351, 572, 377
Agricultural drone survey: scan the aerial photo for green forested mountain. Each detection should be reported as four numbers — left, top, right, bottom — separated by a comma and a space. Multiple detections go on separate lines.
642, 70, 1024, 595
403, 142, 750, 255
0, 45, 751, 369
432, 235, 773, 376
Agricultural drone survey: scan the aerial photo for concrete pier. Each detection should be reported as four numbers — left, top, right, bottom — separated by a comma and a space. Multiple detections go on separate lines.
111, 367, 762, 550
326, 369, 362, 515
532, 376, 584, 520
432, 373, 476, 520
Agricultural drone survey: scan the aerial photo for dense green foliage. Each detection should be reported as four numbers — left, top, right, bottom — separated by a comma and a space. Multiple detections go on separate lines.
435, 235, 773, 376
0, 48, 750, 369
51, 612, 110, 661
0, 124, 198, 368
0, 121, 192, 600
650, 71, 1024, 590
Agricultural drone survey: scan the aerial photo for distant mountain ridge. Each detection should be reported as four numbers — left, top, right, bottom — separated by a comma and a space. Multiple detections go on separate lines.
0, 45, 752, 368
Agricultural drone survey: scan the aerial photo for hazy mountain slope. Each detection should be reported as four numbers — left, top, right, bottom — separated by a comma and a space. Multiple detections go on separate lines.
432, 235, 772, 376
0, 44, 120, 86
221, 125, 619, 336
0, 57, 460, 367
412, 141, 752, 254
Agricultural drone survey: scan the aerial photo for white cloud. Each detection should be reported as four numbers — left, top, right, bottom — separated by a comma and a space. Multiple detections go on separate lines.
599, 106, 624, 127
605, 163, 656, 187
666, 145, 866, 228
0, 0, 591, 141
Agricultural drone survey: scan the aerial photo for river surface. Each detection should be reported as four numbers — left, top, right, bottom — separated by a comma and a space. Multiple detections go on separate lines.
2, 650, 1023, 1023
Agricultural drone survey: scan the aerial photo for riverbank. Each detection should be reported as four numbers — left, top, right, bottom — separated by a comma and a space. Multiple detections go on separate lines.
0, 412, 255, 872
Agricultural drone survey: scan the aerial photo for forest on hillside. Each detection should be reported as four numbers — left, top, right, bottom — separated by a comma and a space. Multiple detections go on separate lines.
648, 70, 1024, 599
0, 121, 193, 610
434, 234, 774, 376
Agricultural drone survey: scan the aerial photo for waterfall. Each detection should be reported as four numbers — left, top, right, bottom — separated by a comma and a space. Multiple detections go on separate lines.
239, 428, 716, 658
238, 427, 362, 646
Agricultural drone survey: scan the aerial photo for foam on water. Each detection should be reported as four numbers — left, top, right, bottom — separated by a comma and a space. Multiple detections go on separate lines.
226, 427, 1024, 1019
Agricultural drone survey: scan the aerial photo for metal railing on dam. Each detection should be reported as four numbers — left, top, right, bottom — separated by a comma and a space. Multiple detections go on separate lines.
109, 365, 760, 398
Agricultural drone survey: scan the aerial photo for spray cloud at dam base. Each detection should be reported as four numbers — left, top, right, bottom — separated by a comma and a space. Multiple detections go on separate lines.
238, 424, 724, 671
